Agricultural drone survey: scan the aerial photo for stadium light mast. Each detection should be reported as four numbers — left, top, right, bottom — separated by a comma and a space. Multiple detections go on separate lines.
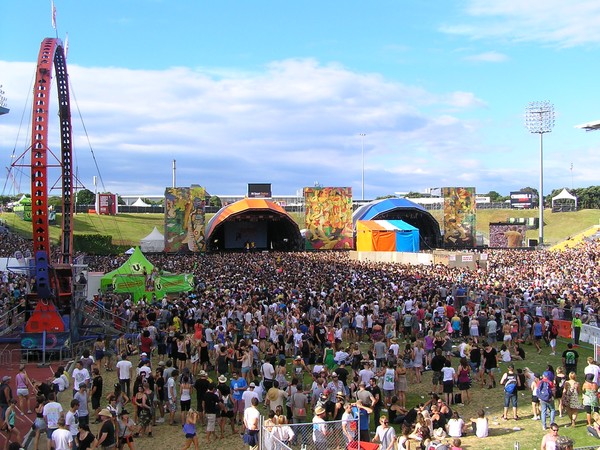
525, 101, 555, 246
359, 133, 366, 200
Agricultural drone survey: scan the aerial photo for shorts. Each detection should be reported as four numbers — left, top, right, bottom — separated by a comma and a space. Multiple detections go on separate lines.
383, 389, 394, 397
46, 428, 57, 439
180, 399, 191, 412
119, 436, 134, 446
443, 380, 454, 394
532, 395, 540, 404
504, 393, 518, 408
206, 413, 216, 432
432, 371, 442, 385
585, 405, 599, 414
185, 432, 196, 439
17, 388, 29, 397
92, 396, 101, 410
178, 352, 188, 362
503, 334, 512, 341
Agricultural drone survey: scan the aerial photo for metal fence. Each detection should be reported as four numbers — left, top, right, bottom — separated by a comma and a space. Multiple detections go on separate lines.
261, 417, 360, 450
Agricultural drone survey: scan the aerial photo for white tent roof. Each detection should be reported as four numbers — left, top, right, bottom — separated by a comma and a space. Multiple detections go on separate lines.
131, 197, 151, 207
142, 227, 164, 241
552, 188, 576, 201
140, 227, 165, 252
552, 188, 577, 208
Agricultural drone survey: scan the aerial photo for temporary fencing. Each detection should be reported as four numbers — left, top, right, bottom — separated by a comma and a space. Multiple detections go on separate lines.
261, 417, 361, 450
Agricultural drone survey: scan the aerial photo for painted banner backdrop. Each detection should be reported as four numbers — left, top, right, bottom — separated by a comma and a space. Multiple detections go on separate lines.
489, 223, 526, 248
442, 187, 476, 248
164, 186, 206, 252
304, 187, 353, 250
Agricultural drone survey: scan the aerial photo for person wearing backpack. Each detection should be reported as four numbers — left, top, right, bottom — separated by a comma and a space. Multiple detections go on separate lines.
500, 364, 520, 420
537, 374, 556, 430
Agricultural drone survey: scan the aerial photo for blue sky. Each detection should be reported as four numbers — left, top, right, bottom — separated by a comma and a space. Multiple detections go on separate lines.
1, 0, 599, 199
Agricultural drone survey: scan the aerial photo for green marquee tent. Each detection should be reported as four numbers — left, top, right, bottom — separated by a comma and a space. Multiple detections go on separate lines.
100, 247, 194, 302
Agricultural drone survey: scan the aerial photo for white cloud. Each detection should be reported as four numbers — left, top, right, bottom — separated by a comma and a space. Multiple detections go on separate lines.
0, 57, 587, 198
464, 51, 509, 63
441, 0, 600, 47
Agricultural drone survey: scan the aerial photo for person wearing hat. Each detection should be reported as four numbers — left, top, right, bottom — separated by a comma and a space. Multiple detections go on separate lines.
96, 408, 116, 449
193, 370, 210, 426
555, 435, 574, 450
242, 382, 260, 415
117, 409, 136, 450
312, 405, 328, 449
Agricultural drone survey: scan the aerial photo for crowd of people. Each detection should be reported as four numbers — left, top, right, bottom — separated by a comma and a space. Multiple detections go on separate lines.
0, 228, 597, 449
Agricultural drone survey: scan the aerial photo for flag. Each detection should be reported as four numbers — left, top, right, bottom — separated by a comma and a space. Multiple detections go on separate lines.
64, 32, 69, 58
51, 0, 56, 29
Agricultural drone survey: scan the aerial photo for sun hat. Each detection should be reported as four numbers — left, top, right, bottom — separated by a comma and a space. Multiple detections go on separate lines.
158, 361, 165, 367
433, 428, 447, 439
249, 382, 256, 388
336, 391, 345, 398
218, 375, 227, 383
314, 406, 326, 415
98, 408, 112, 418
1, 376, 10, 382
199, 370, 208, 377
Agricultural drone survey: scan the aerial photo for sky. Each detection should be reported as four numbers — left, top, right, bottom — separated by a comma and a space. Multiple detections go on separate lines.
1, 1, 599, 200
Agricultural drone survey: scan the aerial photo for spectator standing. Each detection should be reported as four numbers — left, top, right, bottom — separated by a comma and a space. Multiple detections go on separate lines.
540, 423, 560, 450
562, 344, 579, 375
116, 354, 133, 398
500, 364, 520, 420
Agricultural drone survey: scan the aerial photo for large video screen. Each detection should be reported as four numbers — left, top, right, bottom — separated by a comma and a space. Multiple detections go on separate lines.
248, 183, 272, 198
224, 222, 268, 249
489, 223, 526, 248
303, 187, 353, 250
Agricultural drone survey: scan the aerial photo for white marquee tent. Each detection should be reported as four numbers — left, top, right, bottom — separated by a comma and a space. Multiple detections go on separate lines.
140, 227, 165, 252
131, 197, 151, 207
552, 188, 577, 211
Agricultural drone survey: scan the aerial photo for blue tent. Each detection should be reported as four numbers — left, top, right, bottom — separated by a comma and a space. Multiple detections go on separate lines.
356, 220, 420, 252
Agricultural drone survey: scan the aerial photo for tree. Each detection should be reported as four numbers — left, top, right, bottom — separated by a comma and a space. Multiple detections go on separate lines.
484, 190, 504, 202
76, 189, 95, 205
209, 195, 222, 208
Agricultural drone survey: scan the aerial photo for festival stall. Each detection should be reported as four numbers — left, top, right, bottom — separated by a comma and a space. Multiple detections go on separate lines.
356, 220, 419, 252
100, 247, 193, 302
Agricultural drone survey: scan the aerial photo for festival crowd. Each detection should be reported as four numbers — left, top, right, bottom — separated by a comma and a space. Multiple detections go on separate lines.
0, 229, 597, 450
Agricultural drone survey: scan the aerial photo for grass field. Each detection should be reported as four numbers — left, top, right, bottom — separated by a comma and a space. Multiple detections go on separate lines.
1, 208, 598, 248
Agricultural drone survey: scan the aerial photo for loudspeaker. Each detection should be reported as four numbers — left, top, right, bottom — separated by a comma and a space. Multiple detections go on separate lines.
528, 239, 538, 247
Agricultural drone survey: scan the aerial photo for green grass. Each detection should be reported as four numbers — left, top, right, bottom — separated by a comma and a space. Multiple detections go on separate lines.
1, 208, 598, 248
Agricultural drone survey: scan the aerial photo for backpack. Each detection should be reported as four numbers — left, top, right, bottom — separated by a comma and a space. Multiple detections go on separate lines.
538, 380, 553, 402
504, 380, 517, 394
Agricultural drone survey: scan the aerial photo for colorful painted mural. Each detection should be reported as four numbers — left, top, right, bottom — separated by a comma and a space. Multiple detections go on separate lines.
304, 187, 353, 250
164, 186, 206, 252
442, 187, 476, 248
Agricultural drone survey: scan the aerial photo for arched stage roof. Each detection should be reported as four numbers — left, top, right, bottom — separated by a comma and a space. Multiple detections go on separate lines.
206, 198, 303, 252
353, 198, 442, 250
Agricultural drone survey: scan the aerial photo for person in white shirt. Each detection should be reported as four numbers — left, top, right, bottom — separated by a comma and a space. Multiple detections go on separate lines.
51, 417, 73, 450
71, 361, 90, 395
65, 399, 79, 443
584, 357, 600, 384
447, 411, 465, 437
167, 369, 179, 425
470, 409, 489, 438
242, 383, 260, 410
116, 353, 133, 398
261, 358, 275, 391
43, 392, 64, 449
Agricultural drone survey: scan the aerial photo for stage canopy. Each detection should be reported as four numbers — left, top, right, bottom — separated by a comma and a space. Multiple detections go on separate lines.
100, 247, 193, 302
205, 198, 303, 251
353, 198, 442, 250
356, 220, 419, 252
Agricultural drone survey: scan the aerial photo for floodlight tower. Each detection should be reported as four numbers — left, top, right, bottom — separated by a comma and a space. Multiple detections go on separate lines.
525, 101, 555, 246
359, 133, 366, 200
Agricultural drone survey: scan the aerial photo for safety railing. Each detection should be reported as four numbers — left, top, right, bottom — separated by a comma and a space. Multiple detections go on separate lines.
261, 416, 360, 450
0, 303, 26, 336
